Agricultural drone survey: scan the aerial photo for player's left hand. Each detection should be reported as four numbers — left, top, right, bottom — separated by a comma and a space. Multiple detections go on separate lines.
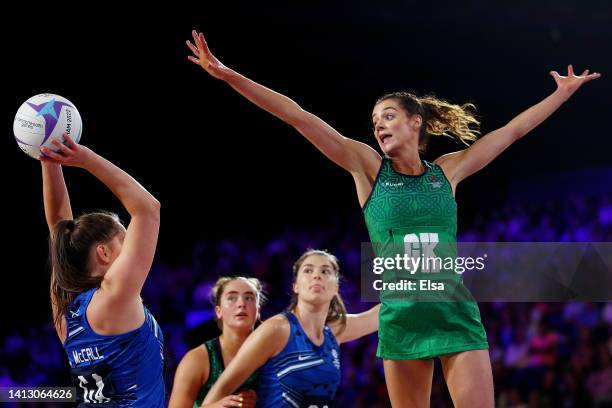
550, 64, 601, 99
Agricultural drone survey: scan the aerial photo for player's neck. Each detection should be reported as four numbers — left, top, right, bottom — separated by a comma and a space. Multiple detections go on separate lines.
294, 304, 327, 343
389, 147, 423, 176
219, 329, 250, 355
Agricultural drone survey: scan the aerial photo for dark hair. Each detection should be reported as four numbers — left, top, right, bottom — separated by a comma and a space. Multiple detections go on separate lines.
288, 249, 347, 333
210, 276, 266, 331
49, 211, 124, 328
376, 92, 480, 153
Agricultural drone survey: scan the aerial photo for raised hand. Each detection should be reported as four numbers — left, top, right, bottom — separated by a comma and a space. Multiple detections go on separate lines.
550, 64, 601, 99
40, 134, 92, 168
186, 29, 228, 80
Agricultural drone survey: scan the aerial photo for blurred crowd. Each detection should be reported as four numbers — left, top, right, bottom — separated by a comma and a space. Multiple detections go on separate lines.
2, 193, 611, 407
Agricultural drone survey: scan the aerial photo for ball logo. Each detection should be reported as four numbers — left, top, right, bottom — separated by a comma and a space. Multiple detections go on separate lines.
13, 93, 82, 160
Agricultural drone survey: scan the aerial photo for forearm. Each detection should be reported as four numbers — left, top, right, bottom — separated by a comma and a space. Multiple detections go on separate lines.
202, 382, 234, 405
222, 69, 305, 126
505, 88, 570, 139
41, 162, 72, 230
82, 150, 160, 217
340, 304, 381, 343
358, 303, 381, 336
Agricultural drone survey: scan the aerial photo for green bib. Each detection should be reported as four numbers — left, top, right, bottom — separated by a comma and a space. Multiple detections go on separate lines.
193, 337, 258, 408
363, 157, 488, 359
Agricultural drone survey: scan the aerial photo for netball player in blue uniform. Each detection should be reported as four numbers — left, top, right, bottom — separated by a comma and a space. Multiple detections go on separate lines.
201, 249, 380, 408
40, 134, 165, 406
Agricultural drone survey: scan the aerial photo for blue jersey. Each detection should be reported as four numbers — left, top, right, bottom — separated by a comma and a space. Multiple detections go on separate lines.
63, 288, 165, 407
256, 312, 341, 408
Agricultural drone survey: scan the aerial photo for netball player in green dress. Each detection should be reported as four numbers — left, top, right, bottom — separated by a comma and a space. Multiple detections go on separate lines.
186, 29, 600, 407
169, 277, 263, 408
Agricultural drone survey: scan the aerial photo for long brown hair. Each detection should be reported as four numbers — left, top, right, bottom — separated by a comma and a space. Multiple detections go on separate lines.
377, 92, 480, 153
287, 249, 347, 333
49, 211, 123, 328
210, 276, 266, 330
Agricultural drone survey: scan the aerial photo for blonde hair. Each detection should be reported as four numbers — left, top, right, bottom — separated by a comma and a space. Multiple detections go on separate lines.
377, 92, 480, 153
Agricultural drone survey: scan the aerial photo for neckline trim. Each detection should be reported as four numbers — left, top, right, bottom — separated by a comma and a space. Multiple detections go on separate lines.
386, 156, 430, 178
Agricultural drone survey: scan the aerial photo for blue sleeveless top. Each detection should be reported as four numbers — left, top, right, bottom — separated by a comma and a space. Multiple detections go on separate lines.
256, 312, 341, 407
63, 288, 165, 407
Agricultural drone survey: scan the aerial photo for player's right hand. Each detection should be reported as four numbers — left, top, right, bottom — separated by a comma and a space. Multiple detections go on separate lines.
186, 30, 229, 80
40, 133, 93, 169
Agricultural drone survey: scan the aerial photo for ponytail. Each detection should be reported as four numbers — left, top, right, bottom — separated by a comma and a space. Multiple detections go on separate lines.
49, 212, 122, 328
377, 92, 480, 153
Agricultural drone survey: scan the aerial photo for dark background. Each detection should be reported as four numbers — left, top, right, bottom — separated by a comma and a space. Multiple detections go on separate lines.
2, 0, 610, 336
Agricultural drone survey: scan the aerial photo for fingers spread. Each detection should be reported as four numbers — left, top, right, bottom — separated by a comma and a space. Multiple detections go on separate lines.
585, 72, 602, 82
199, 32, 207, 48
186, 40, 199, 55
187, 56, 201, 65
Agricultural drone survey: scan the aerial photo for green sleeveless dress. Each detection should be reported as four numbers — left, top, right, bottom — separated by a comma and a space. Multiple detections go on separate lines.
363, 157, 488, 359
193, 337, 259, 408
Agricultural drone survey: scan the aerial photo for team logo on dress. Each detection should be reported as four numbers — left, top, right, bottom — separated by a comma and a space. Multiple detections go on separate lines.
331, 349, 340, 370
428, 175, 442, 189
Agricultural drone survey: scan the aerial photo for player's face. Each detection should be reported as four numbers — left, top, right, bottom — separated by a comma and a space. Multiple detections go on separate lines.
372, 99, 422, 155
293, 255, 339, 305
216, 279, 259, 332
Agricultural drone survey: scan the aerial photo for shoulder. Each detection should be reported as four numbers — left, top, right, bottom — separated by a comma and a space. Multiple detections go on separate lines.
169, 344, 209, 407
249, 314, 291, 357
433, 150, 465, 168
258, 313, 291, 335
183, 344, 210, 369
327, 320, 343, 341
175, 344, 209, 384
346, 139, 382, 176
433, 150, 468, 182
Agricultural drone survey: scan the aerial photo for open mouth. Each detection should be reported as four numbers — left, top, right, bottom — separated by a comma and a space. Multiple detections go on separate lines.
379, 134, 392, 144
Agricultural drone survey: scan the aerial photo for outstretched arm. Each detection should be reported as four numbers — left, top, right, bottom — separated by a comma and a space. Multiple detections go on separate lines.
202, 316, 289, 406
41, 152, 74, 336
436, 65, 601, 191
331, 304, 380, 344
41, 160, 73, 231
186, 30, 381, 177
